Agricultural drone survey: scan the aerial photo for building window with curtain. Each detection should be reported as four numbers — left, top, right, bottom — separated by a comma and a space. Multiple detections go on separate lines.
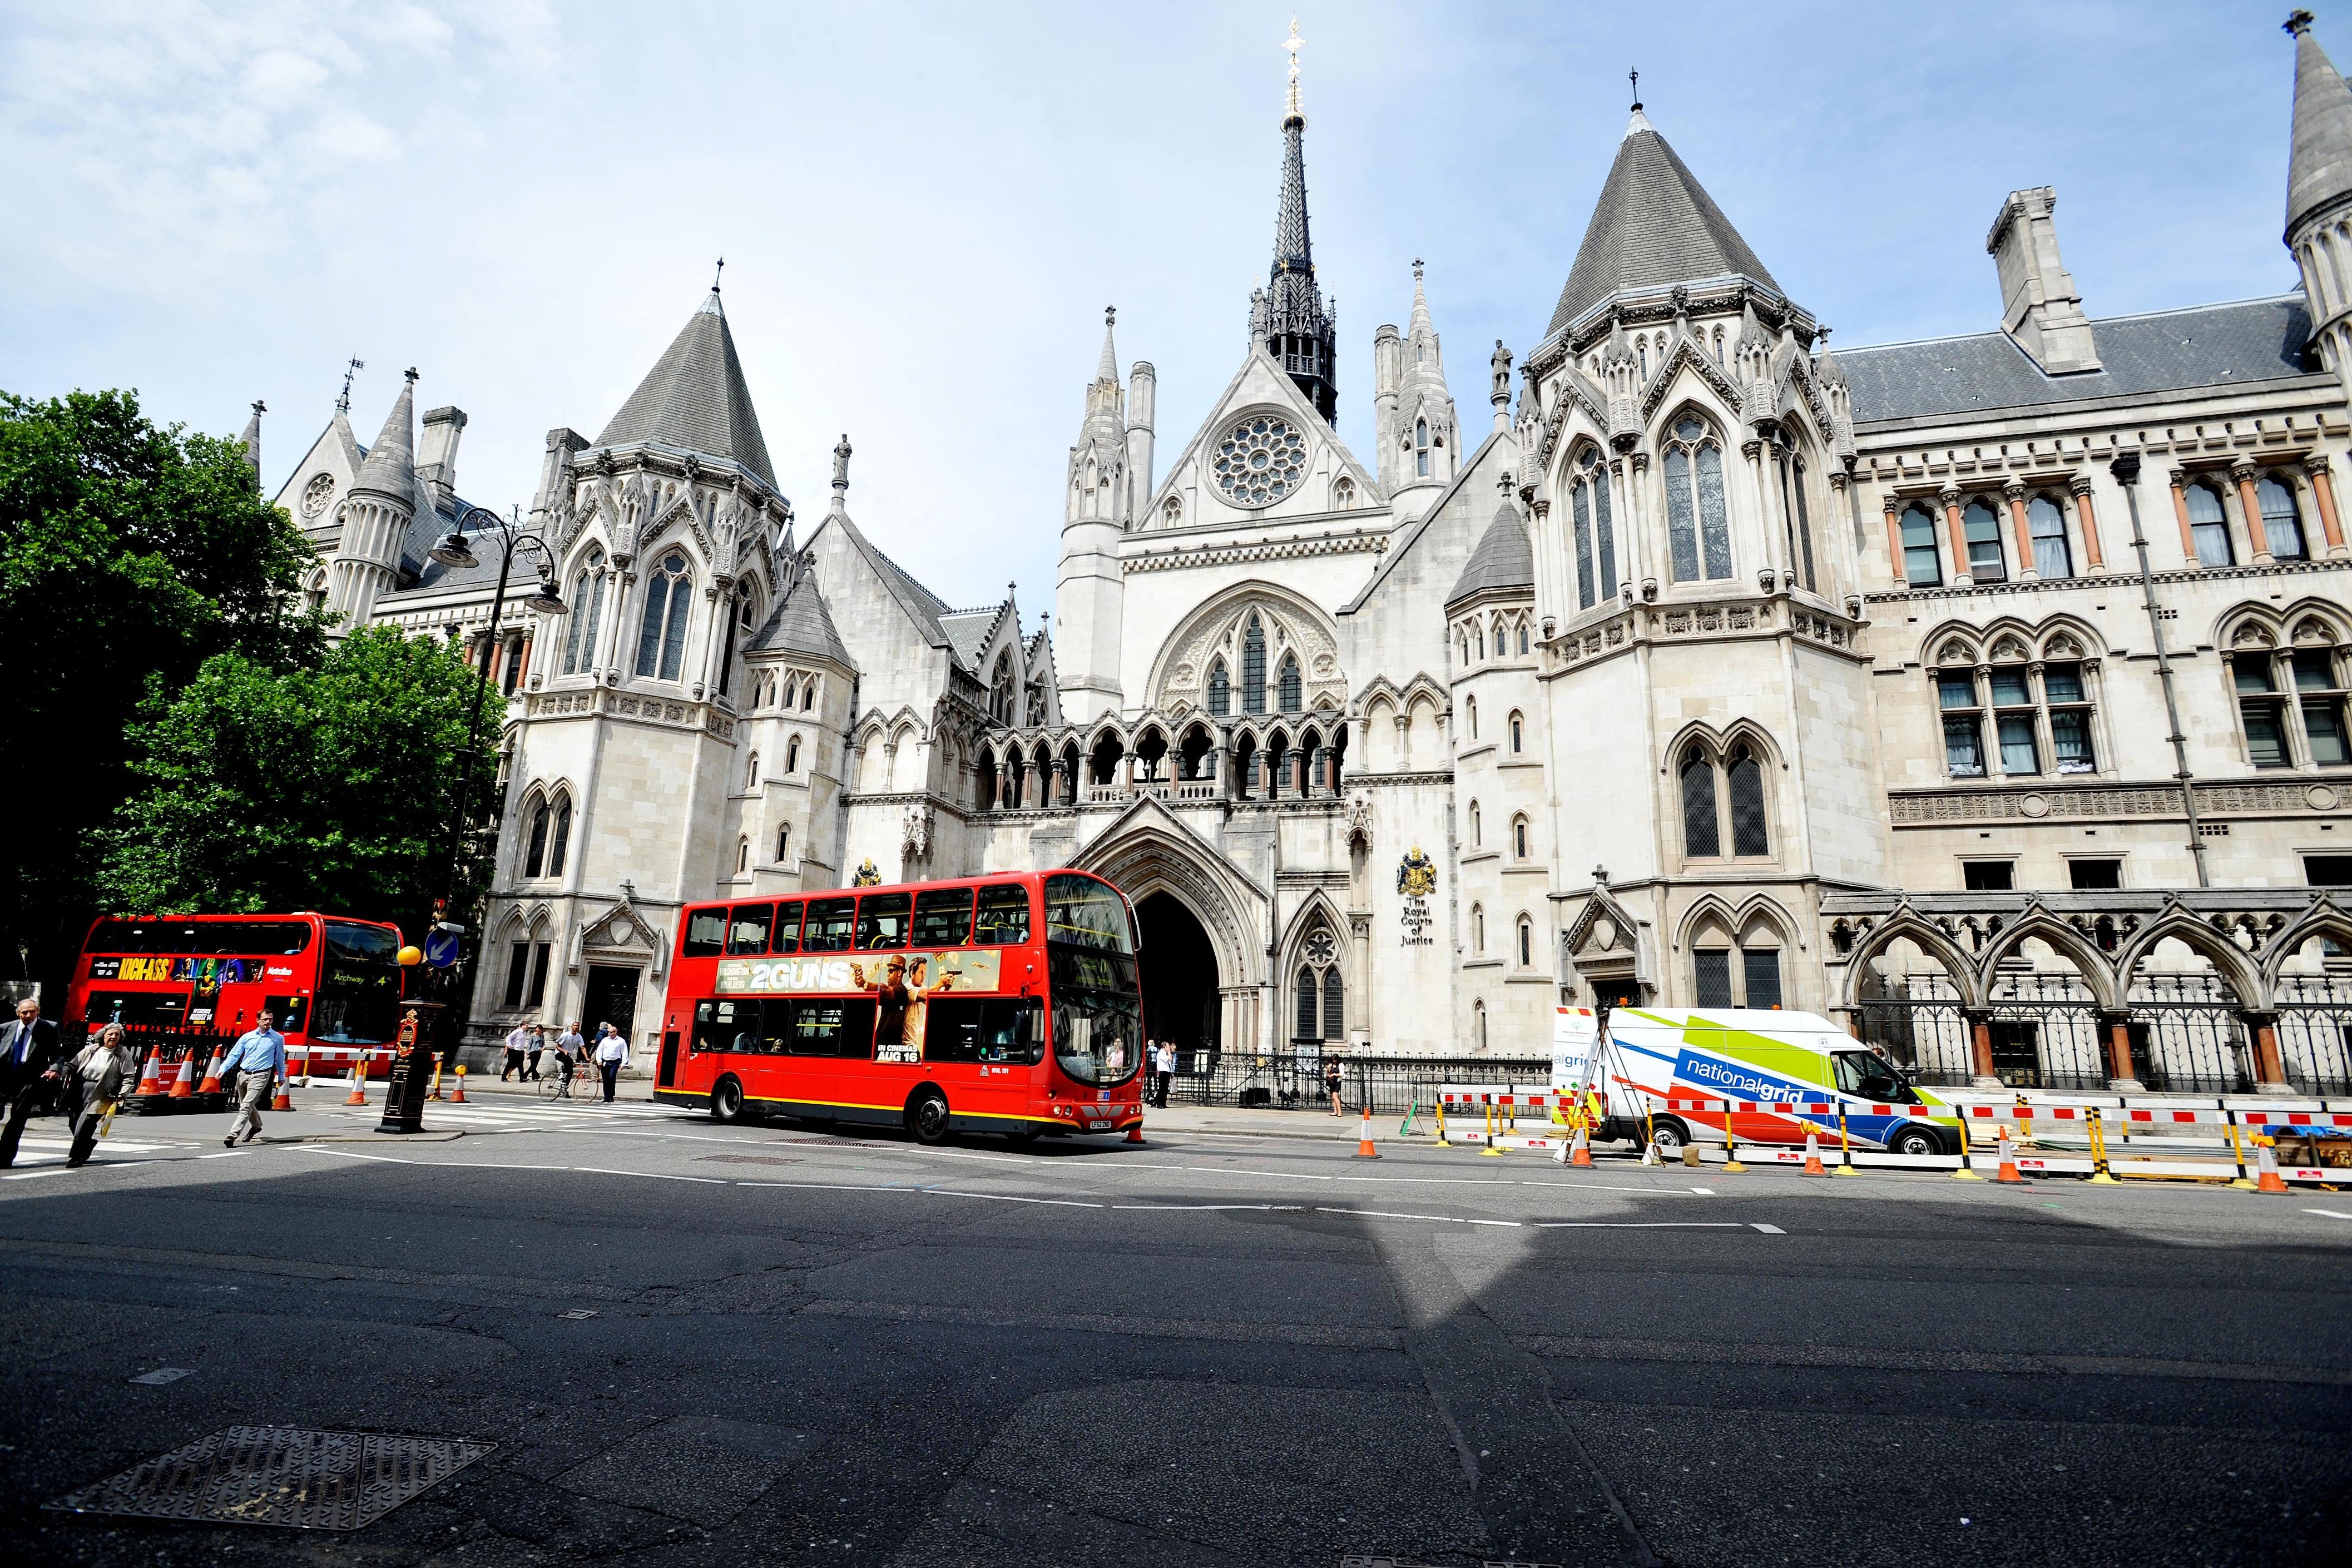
2237, 654, 2290, 766
562, 548, 607, 675
1939, 670, 1987, 777
1242, 614, 1267, 714
1988, 663, 2039, 776
1661, 416, 1732, 582
2260, 477, 2309, 561
1900, 504, 1942, 587
2187, 483, 2235, 567
1962, 499, 2007, 582
2044, 663, 2097, 773
2028, 495, 2072, 579
635, 550, 693, 680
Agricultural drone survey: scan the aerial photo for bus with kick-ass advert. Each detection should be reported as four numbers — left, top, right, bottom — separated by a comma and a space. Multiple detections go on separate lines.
656, 870, 1144, 1143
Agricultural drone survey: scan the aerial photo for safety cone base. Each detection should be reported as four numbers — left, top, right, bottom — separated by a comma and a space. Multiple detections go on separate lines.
1353, 1112, 1380, 1159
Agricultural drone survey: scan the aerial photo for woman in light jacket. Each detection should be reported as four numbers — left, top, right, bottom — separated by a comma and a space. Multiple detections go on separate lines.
66, 1024, 133, 1167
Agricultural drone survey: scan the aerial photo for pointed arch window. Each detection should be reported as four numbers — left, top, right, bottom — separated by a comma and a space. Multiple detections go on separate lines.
547, 798, 572, 877
1415, 418, 1431, 478
1469, 801, 1482, 847
1474, 1000, 1488, 1051
990, 649, 1016, 725
1571, 447, 1616, 608
1512, 815, 1529, 860
1465, 696, 1477, 740
523, 799, 552, 878
736, 837, 750, 875
719, 582, 754, 697
1516, 620, 1529, 656
1788, 455, 1817, 591
1508, 711, 1524, 754
1663, 416, 1730, 582
1727, 743, 1769, 856
1242, 614, 1267, 714
746, 751, 761, 790
1322, 970, 1344, 1040
1207, 659, 1231, 716
1680, 748, 1720, 858
1295, 967, 1318, 1040
1277, 653, 1301, 712
635, 550, 693, 680
562, 548, 607, 674
775, 822, 791, 862
1472, 904, 1486, 954
1517, 915, 1533, 968
784, 735, 801, 774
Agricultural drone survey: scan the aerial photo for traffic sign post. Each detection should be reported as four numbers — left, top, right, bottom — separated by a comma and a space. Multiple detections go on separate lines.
423, 929, 462, 970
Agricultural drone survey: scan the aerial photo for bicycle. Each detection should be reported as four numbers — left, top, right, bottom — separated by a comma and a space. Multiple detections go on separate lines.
539, 1061, 582, 1100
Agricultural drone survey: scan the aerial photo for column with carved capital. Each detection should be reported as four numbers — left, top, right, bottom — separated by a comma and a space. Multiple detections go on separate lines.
1050, 757, 1068, 808
2306, 454, 2348, 556
1965, 1009, 1999, 1089
2166, 472, 2197, 564
2245, 1011, 2291, 1094
2232, 459, 2273, 563
2100, 1013, 2141, 1092
1883, 498, 1905, 585
1940, 485, 1970, 587
2003, 479, 2037, 581
2068, 474, 2107, 571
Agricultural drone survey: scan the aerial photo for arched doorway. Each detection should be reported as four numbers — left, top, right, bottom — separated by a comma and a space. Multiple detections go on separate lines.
1137, 891, 1220, 1063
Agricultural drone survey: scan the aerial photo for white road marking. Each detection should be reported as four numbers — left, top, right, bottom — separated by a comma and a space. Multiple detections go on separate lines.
571, 1167, 724, 1184
1532, 1221, 1747, 1229
1751, 1223, 1787, 1234
735, 1180, 914, 1194
2303, 1208, 2352, 1220
1112, 1204, 1305, 1212
925, 1189, 1102, 1209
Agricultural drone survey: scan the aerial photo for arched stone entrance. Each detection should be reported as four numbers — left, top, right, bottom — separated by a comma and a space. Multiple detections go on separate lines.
1138, 892, 1220, 1057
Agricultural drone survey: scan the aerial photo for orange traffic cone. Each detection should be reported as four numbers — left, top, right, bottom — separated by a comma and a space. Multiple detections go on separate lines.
1125, 1120, 1143, 1145
1801, 1129, 1827, 1176
344, 1058, 367, 1106
166, 1050, 197, 1099
1569, 1119, 1592, 1167
2256, 1136, 2289, 1194
1353, 1107, 1380, 1159
270, 1071, 293, 1112
195, 1046, 225, 1095
1994, 1125, 2026, 1184
133, 1049, 163, 1098
449, 1064, 467, 1103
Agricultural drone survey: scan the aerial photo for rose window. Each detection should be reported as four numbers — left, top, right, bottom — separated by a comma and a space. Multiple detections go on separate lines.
1212, 416, 1306, 507
300, 473, 336, 518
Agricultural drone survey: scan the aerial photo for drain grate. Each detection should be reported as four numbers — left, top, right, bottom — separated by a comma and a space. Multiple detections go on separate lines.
47, 1426, 494, 1531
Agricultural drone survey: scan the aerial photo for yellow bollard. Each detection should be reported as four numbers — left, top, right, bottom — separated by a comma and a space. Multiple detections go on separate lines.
1434, 1095, 1451, 1149
1831, 1103, 1860, 1176
2226, 1110, 2258, 1191
2086, 1108, 2120, 1185
1479, 1095, 1505, 1157
1721, 1102, 1745, 1174
1950, 1109, 1982, 1180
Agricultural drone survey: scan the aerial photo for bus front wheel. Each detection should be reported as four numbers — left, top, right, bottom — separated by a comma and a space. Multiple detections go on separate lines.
907, 1089, 951, 1145
710, 1078, 746, 1124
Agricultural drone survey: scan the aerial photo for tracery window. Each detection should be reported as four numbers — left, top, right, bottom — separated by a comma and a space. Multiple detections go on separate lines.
1937, 652, 2098, 778
1242, 614, 1267, 714
1569, 447, 1616, 608
1207, 660, 1230, 716
1277, 654, 1301, 713
634, 550, 692, 681
989, 649, 1016, 725
562, 548, 607, 674
1662, 417, 1731, 582
1679, 741, 1770, 858
1213, 415, 1306, 507
1293, 924, 1344, 1043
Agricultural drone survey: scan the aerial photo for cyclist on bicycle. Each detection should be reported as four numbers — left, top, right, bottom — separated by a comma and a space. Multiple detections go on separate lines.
552, 1020, 585, 1098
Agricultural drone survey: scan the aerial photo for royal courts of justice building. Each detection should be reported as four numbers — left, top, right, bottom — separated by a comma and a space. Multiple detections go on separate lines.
246, 17, 2352, 1094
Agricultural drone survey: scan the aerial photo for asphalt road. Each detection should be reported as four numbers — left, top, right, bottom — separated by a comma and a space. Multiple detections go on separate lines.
0, 1091, 2347, 1567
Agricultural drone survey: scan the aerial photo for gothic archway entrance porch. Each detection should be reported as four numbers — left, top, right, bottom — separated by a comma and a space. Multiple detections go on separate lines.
1137, 892, 1220, 1068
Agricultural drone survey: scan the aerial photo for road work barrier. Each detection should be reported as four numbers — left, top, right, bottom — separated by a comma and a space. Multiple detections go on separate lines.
1434, 1086, 1572, 1153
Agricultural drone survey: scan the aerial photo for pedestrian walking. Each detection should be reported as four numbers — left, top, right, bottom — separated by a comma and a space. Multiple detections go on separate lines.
501, 1021, 531, 1082
1155, 1038, 1175, 1109
554, 1021, 584, 1099
216, 1010, 287, 1148
0, 996, 65, 1168
1324, 1056, 1344, 1117
63, 1024, 134, 1167
593, 1024, 629, 1103
525, 1024, 547, 1081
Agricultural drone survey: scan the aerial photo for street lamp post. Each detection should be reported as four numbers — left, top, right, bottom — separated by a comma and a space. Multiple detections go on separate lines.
429, 507, 567, 945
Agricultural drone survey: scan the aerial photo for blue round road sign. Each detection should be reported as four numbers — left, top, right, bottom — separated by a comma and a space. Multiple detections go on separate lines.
423, 929, 462, 969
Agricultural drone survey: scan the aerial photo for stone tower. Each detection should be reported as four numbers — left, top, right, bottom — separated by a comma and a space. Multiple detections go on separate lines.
1053, 309, 1131, 725
325, 368, 418, 635
1374, 262, 1460, 518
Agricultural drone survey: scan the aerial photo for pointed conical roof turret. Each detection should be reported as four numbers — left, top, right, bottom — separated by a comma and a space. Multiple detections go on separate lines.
351, 371, 418, 503
1095, 306, 1121, 385
1545, 103, 1780, 342
596, 287, 776, 487
1447, 494, 1535, 607
239, 400, 264, 483
2287, 11, 2352, 240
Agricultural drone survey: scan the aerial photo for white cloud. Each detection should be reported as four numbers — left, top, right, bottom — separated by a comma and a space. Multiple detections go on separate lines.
242, 47, 329, 103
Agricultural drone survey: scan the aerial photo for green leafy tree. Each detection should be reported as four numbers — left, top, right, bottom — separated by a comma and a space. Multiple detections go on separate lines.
0, 389, 325, 980
98, 627, 500, 931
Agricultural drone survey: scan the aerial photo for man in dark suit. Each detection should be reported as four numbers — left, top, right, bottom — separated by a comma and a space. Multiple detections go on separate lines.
0, 996, 66, 1168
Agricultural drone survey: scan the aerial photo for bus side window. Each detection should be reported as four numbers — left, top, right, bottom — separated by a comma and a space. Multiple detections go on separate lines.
759, 998, 795, 1054
694, 998, 747, 1055
983, 999, 1041, 1064
773, 901, 804, 954
683, 907, 728, 958
913, 887, 974, 947
974, 884, 1031, 945
788, 996, 876, 1057
855, 892, 910, 950
803, 898, 855, 952
925, 997, 984, 1063
264, 995, 309, 1034
727, 902, 774, 955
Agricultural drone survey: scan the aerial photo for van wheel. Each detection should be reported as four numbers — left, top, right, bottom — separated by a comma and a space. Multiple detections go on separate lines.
1648, 1117, 1690, 1153
907, 1089, 951, 1145
710, 1078, 745, 1124
1889, 1123, 1943, 1158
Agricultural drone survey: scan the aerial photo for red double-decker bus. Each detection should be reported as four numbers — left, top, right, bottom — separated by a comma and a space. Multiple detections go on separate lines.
67, 912, 408, 1084
655, 870, 1144, 1143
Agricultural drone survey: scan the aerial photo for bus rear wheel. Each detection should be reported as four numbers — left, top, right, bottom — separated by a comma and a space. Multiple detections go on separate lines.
907, 1089, 951, 1145
710, 1078, 746, 1124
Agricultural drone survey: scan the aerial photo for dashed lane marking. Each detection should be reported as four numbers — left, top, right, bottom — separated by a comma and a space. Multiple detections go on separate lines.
2304, 1208, 2352, 1220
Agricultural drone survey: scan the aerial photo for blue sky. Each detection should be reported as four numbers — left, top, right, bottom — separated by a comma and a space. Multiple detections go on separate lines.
0, 1, 2313, 621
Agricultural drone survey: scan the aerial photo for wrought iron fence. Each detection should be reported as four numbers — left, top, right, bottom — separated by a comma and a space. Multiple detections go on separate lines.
2127, 975, 2254, 1095
1166, 1046, 1549, 1117
2277, 975, 2352, 1096
1988, 972, 2108, 1091
1853, 974, 1974, 1087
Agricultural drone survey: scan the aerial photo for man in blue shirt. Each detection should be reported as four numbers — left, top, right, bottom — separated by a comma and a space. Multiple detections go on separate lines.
218, 1010, 287, 1148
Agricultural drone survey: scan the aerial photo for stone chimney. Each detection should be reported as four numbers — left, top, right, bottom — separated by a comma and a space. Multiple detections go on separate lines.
1987, 187, 2101, 375
417, 405, 468, 509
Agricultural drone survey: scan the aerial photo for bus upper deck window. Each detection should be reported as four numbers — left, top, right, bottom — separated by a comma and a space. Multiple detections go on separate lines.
913, 887, 974, 947
773, 901, 805, 954
803, 897, 855, 953
974, 884, 1031, 945
727, 902, 774, 955
684, 907, 728, 957
856, 893, 910, 950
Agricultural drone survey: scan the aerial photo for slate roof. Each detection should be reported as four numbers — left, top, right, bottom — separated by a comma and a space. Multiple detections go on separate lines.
939, 609, 999, 671
1446, 502, 1534, 607
1839, 296, 2318, 427
375, 490, 514, 604
749, 572, 856, 671
594, 290, 777, 487
1545, 112, 1780, 343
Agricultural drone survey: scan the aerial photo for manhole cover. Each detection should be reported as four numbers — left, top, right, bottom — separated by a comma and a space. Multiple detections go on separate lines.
47, 1426, 494, 1531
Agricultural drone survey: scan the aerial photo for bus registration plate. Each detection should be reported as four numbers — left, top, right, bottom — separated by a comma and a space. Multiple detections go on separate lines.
1088, 1119, 1112, 1131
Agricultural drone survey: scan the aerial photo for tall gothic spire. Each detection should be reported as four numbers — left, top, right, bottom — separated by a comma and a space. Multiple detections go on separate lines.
2286, 10, 2352, 241
351, 369, 418, 503
1262, 18, 1338, 423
